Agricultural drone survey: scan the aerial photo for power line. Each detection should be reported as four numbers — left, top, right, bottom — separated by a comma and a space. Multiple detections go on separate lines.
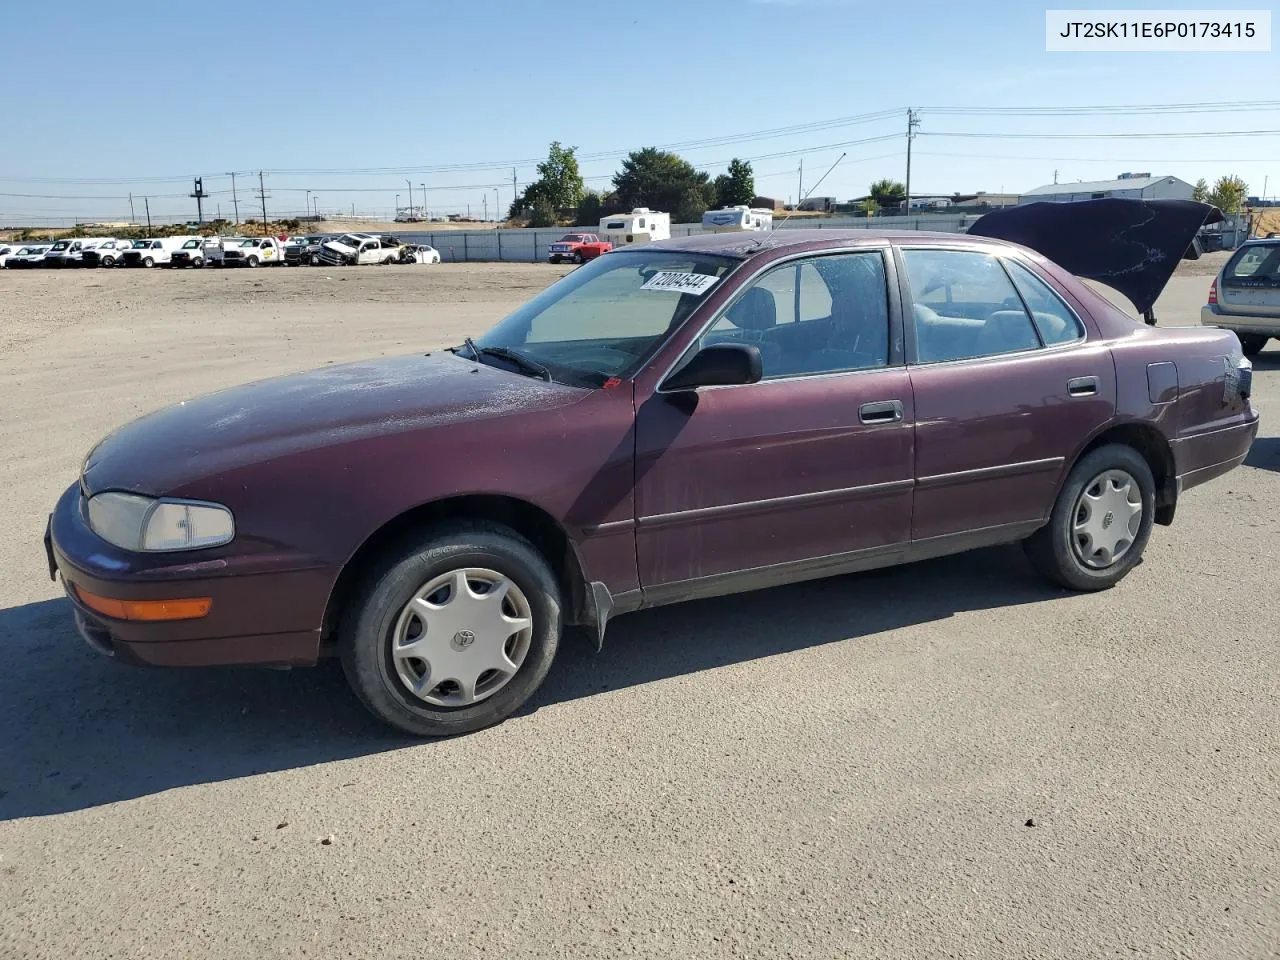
921, 128, 1280, 140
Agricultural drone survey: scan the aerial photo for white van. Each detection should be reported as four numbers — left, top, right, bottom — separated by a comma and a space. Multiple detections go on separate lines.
44, 237, 118, 268
701, 206, 773, 233
170, 237, 209, 268
80, 238, 132, 268
599, 208, 671, 246
120, 236, 188, 268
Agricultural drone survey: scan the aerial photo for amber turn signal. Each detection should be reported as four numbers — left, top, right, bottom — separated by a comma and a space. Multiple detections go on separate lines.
71, 584, 211, 622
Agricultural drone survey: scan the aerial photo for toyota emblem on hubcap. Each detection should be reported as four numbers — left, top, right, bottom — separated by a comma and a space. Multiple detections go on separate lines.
452, 629, 476, 650
1102, 511, 1114, 529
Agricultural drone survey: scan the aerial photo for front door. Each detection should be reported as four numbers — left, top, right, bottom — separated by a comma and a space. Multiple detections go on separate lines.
634, 248, 916, 597
900, 246, 1116, 541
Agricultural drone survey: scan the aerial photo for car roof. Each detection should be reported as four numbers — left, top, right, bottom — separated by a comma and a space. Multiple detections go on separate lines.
646, 228, 1012, 260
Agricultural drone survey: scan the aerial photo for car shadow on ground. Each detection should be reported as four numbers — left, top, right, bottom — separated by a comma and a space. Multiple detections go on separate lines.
0, 545, 1061, 820
1244, 434, 1280, 474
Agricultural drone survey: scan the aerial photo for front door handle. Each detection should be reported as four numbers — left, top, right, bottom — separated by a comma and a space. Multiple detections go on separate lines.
859, 400, 904, 424
1068, 376, 1099, 397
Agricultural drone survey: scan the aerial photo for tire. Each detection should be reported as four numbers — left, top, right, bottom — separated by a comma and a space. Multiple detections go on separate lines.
247, 256, 260, 268
102, 256, 115, 267
382, 256, 394, 265
192, 257, 204, 268
1024, 443, 1155, 591
550, 256, 561, 264
142, 256, 155, 268
1239, 334, 1268, 358
573, 252, 584, 264
339, 521, 561, 737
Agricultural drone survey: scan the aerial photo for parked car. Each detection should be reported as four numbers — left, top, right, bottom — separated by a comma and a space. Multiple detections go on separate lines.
120, 237, 188, 268
548, 233, 612, 264
42, 237, 116, 268
1201, 238, 1280, 357
223, 236, 284, 267
318, 233, 405, 266
400, 243, 441, 264
205, 237, 247, 268
0, 243, 27, 267
45, 228, 1258, 737
170, 237, 209, 268
4, 244, 52, 268
80, 238, 131, 268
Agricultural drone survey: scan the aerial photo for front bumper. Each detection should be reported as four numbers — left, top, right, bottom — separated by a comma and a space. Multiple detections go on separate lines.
1201, 304, 1280, 336
47, 483, 329, 667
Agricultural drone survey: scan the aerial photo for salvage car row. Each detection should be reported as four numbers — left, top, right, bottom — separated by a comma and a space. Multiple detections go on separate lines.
0, 233, 442, 269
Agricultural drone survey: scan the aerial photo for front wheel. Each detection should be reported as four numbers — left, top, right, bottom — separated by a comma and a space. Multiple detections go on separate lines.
1024, 444, 1155, 591
1239, 334, 1269, 358
246, 256, 260, 268
339, 522, 561, 737
101, 256, 115, 267
142, 257, 155, 268
573, 251, 584, 264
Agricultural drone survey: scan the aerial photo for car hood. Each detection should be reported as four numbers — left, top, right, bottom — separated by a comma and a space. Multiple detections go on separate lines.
81, 352, 588, 496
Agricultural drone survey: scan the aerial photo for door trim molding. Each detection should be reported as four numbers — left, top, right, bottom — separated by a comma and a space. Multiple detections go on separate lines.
915, 456, 1064, 490
637, 478, 915, 530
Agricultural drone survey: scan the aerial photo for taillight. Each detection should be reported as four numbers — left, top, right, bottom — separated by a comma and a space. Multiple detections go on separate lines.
1208, 278, 1218, 305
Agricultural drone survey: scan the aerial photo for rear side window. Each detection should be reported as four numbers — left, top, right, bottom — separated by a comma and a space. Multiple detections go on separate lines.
902, 249, 1041, 363
1224, 245, 1280, 286
1004, 260, 1084, 346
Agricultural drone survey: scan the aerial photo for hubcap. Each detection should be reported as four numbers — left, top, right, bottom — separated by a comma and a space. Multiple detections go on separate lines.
391, 568, 533, 708
1072, 469, 1143, 569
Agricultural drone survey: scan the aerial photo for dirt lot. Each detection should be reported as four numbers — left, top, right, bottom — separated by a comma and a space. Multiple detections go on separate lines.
1, 258, 1277, 959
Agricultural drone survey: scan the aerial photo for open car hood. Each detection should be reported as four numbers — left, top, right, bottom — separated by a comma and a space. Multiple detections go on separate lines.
968, 198, 1223, 315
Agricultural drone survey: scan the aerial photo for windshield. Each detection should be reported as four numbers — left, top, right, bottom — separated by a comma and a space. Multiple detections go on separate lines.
475, 250, 737, 385
559, 235, 586, 243
337, 234, 363, 247
131, 240, 151, 248
51, 241, 70, 251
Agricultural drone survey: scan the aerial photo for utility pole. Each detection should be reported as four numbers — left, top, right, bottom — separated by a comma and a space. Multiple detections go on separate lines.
494, 188, 499, 223
128, 193, 136, 225
1053, 169, 1059, 185
904, 108, 920, 217
797, 158, 803, 209
144, 197, 152, 235
190, 176, 207, 225
483, 195, 488, 221
512, 167, 518, 207
227, 172, 241, 225
421, 183, 426, 220
406, 179, 413, 217
255, 171, 269, 235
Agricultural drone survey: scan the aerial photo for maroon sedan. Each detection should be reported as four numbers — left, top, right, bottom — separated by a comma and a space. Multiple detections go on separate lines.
46, 229, 1259, 736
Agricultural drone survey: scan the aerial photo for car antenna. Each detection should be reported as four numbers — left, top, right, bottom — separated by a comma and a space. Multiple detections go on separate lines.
752, 152, 846, 250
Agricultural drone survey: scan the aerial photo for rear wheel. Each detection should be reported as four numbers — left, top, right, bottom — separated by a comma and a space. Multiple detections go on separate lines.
339, 522, 562, 737
1239, 334, 1269, 358
382, 255, 395, 265
1024, 444, 1155, 591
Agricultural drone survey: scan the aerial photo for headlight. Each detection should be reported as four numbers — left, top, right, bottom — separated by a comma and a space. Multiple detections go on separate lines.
86, 492, 235, 552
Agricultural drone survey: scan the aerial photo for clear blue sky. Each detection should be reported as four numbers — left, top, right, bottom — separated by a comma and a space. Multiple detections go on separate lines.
1, 0, 1276, 224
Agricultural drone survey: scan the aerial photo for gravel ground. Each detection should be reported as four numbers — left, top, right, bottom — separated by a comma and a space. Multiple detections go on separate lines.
0, 260, 1277, 960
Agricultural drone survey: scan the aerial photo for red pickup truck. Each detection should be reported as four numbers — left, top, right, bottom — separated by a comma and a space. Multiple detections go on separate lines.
547, 233, 612, 264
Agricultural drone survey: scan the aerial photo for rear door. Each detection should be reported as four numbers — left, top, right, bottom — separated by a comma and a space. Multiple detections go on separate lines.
900, 246, 1116, 542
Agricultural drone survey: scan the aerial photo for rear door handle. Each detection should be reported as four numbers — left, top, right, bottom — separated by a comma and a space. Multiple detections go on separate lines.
1068, 376, 1099, 397
859, 400, 904, 424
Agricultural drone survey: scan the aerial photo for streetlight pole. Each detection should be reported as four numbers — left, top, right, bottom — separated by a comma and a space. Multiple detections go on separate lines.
305, 190, 311, 220
313, 194, 319, 219
406, 179, 413, 217
494, 189, 499, 222
396, 194, 400, 219
420, 183, 426, 220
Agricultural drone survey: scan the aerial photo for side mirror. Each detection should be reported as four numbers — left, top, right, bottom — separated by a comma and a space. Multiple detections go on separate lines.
663, 343, 762, 391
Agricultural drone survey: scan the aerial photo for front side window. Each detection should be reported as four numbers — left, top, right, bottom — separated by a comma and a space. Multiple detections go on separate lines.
701, 252, 890, 379
902, 249, 1041, 363
476, 250, 736, 386
1004, 259, 1084, 346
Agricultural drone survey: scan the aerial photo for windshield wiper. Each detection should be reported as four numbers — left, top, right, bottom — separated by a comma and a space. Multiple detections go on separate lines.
474, 345, 553, 382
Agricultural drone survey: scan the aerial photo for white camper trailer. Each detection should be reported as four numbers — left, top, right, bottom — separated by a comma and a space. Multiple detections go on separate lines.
701, 206, 773, 233
599, 208, 670, 246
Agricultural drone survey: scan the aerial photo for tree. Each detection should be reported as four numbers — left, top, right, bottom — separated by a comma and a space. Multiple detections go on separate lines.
613, 148, 715, 222
1192, 178, 1209, 202
714, 158, 755, 208
529, 197, 557, 228
574, 190, 604, 227
535, 141, 585, 210
1207, 174, 1248, 214
868, 178, 906, 211
859, 197, 880, 218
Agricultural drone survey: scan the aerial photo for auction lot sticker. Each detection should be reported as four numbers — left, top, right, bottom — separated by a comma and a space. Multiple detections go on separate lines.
1046, 10, 1271, 51
641, 271, 721, 295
